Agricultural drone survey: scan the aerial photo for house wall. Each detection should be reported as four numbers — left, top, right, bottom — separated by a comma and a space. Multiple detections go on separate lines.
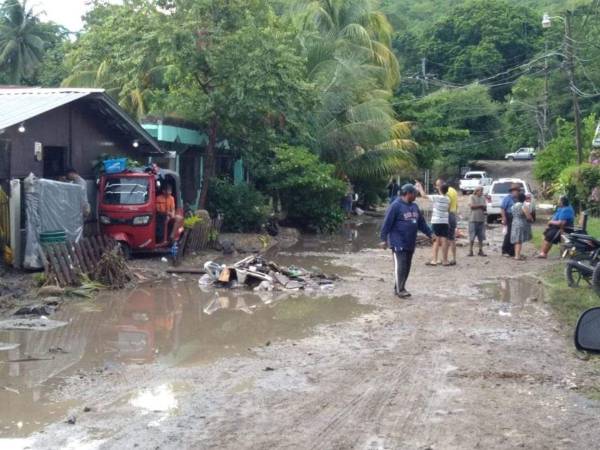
5, 101, 133, 181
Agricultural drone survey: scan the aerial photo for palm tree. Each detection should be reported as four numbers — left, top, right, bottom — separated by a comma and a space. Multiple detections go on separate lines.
0, 0, 50, 84
293, 0, 414, 178
62, 55, 169, 119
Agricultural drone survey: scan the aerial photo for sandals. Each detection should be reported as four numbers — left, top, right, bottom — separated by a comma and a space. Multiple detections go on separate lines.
425, 261, 438, 266
536, 254, 547, 259
514, 255, 527, 261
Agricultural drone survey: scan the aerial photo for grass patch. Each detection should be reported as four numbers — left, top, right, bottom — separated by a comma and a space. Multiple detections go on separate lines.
586, 216, 600, 236
542, 263, 599, 328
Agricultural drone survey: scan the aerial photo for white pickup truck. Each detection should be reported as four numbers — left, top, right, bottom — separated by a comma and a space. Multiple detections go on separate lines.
459, 171, 492, 195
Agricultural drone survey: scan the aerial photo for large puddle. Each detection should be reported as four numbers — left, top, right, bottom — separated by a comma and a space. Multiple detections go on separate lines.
0, 279, 372, 437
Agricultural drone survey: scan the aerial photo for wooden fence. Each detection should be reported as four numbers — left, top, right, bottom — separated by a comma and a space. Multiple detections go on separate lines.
179, 216, 222, 258
41, 235, 118, 286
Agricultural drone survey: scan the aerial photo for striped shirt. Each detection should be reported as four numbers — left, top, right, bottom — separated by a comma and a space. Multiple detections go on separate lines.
429, 195, 450, 224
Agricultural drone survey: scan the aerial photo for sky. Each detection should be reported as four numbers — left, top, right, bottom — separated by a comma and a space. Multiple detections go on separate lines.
30, 0, 120, 32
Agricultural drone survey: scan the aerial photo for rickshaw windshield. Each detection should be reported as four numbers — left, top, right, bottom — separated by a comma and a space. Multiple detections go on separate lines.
103, 178, 149, 205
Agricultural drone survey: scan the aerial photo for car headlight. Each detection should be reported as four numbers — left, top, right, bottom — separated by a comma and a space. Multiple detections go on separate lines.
99, 215, 111, 225
132, 215, 151, 225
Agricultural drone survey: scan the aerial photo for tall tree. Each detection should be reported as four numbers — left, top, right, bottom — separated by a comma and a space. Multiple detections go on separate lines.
0, 0, 52, 84
165, 0, 317, 207
295, 0, 415, 179
62, 1, 169, 118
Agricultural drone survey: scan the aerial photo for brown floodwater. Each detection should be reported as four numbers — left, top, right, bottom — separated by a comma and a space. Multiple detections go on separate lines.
0, 217, 383, 440
0, 279, 372, 438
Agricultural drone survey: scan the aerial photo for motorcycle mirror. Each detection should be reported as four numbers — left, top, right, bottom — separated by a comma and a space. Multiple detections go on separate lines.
575, 307, 600, 353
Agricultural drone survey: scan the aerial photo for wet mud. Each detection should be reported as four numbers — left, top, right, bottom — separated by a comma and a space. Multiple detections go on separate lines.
3, 203, 600, 449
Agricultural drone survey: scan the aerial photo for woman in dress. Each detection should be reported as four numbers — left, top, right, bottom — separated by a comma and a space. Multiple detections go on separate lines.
511, 192, 534, 261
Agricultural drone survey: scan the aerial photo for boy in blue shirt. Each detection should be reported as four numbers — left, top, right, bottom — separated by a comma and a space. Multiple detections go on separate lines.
537, 196, 575, 258
380, 184, 432, 298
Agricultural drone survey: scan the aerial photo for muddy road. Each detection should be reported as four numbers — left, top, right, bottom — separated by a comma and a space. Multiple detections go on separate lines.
2, 199, 600, 449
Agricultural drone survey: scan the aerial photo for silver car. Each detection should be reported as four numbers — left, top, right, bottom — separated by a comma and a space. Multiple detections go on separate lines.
505, 147, 536, 161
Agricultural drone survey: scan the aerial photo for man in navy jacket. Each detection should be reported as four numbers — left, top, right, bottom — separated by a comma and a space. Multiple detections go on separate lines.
379, 184, 432, 298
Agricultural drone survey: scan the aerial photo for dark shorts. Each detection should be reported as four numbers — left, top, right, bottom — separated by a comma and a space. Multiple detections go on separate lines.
448, 212, 457, 241
432, 223, 449, 238
543, 225, 562, 244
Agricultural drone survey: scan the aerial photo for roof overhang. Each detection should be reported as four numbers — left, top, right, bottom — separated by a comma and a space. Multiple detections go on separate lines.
0, 88, 164, 156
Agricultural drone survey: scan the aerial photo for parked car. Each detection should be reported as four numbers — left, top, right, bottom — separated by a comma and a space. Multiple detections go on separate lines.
485, 178, 537, 224
505, 147, 536, 161
459, 171, 493, 195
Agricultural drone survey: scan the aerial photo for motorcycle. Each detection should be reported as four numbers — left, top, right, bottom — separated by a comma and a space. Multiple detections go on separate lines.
562, 232, 600, 295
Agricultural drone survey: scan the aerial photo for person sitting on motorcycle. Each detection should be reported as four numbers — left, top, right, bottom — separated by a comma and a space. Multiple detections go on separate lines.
537, 196, 575, 258
156, 184, 181, 242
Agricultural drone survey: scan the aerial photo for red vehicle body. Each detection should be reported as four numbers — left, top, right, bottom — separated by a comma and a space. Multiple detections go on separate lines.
98, 167, 184, 256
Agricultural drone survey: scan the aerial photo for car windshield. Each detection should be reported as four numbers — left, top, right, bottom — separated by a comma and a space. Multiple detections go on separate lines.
492, 182, 524, 194
103, 178, 149, 205
465, 173, 482, 179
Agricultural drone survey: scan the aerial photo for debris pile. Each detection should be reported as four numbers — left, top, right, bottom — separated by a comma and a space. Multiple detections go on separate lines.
199, 255, 338, 292
93, 247, 133, 289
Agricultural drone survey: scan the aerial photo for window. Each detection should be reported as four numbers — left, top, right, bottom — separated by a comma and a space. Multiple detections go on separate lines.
492, 182, 524, 194
103, 178, 149, 205
465, 173, 483, 179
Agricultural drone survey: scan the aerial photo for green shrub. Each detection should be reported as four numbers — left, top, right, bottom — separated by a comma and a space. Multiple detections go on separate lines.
557, 163, 600, 211
267, 146, 346, 233
206, 178, 269, 232
534, 115, 595, 184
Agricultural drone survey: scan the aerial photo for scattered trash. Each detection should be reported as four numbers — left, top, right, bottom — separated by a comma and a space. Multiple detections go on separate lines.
0, 342, 20, 351
37, 285, 65, 297
0, 318, 68, 331
161, 257, 168, 263
14, 304, 55, 316
3, 386, 20, 395
197, 256, 338, 292
66, 416, 77, 425
48, 347, 69, 354
264, 367, 275, 371
83, 406, 92, 413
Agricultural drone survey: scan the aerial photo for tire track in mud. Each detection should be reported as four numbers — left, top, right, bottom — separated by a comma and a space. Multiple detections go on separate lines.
295, 310, 453, 450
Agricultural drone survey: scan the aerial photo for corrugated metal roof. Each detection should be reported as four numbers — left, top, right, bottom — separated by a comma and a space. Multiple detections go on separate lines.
0, 88, 164, 155
0, 88, 104, 130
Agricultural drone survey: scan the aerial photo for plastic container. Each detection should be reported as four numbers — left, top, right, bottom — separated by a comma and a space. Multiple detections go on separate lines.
40, 230, 66, 245
103, 158, 127, 174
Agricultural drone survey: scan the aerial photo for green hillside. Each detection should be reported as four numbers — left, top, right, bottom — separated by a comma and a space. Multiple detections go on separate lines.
381, 0, 585, 30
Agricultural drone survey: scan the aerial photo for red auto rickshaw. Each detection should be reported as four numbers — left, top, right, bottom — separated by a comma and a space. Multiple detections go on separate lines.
98, 165, 184, 257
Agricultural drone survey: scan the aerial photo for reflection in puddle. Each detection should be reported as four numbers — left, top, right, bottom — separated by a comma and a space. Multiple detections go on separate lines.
484, 277, 544, 317
0, 280, 371, 437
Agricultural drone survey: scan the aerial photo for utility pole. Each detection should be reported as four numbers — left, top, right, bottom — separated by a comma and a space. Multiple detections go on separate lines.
542, 40, 549, 149
421, 57, 428, 96
565, 10, 584, 164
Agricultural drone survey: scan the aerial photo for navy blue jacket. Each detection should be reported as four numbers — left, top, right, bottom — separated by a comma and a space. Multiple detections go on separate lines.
380, 199, 432, 252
